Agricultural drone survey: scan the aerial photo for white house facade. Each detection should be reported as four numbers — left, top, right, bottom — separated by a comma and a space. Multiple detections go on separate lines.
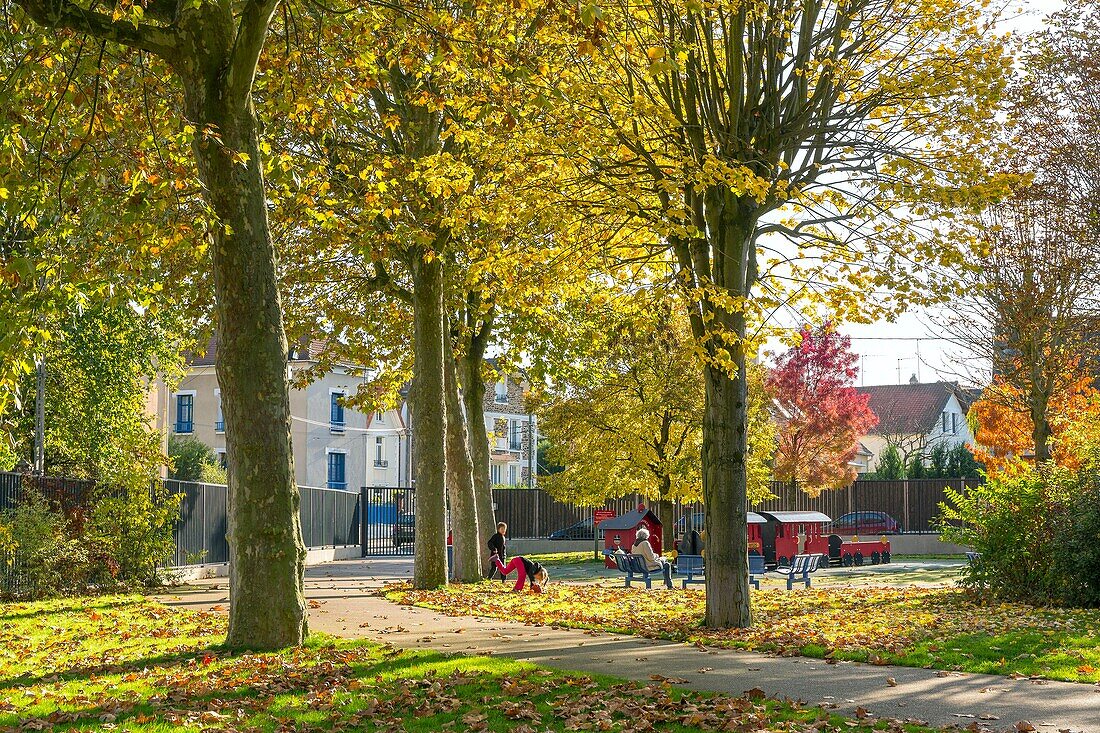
856, 380, 976, 472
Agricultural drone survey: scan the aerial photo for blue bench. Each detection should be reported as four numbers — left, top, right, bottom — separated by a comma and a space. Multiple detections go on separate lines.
607, 552, 662, 588
676, 554, 764, 589
748, 554, 765, 590
679, 554, 705, 588
774, 553, 821, 590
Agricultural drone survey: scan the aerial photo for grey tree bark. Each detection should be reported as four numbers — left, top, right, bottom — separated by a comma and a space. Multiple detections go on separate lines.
444, 353, 482, 580
410, 254, 448, 588
458, 315, 496, 570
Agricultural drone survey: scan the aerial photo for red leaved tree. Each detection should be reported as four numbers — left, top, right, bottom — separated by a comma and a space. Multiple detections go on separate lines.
768, 325, 878, 500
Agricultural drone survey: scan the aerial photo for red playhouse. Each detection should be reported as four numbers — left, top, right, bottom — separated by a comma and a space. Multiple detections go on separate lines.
755, 510, 891, 567
601, 505, 662, 568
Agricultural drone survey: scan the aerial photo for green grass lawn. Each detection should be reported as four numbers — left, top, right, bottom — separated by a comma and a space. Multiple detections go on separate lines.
389, 583, 1100, 684
1, 595, 951, 732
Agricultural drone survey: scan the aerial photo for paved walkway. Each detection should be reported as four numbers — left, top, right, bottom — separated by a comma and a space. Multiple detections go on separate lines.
156, 558, 1100, 732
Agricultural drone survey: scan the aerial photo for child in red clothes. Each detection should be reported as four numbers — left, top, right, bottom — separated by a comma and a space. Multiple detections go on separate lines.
491, 555, 549, 592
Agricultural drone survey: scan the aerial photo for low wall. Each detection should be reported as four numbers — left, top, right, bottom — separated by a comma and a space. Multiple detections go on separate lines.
166, 545, 362, 583
887, 533, 970, 555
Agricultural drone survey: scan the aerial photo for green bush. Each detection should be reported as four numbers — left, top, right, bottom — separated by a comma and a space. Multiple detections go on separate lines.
940, 461, 1099, 606
168, 435, 220, 482
0, 492, 92, 598
1, 485, 181, 599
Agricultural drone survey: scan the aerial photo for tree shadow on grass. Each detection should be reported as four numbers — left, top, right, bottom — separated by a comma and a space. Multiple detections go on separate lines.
0, 597, 153, 622
0, 645, 529, 731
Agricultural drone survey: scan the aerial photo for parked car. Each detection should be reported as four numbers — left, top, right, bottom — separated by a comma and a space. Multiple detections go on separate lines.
392, 512, 415, 547
827, 511, 900, 535
548, 517, 595, 540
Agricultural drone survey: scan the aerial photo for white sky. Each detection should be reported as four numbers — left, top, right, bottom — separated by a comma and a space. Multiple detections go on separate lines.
833, 0, 1064, 388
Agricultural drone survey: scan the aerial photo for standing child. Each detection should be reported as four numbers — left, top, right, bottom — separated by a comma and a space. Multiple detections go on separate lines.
487, 521, 508, 580
491, 555, 550, 593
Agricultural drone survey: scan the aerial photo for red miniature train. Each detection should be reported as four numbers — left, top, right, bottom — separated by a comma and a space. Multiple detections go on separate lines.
746, 510, 891, 567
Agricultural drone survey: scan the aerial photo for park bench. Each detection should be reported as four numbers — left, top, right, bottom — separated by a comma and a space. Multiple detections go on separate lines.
607, 552, 665, 589
748, 554, 765, 590
773, 553, 821, 590
676, 553, 764, 589
678, 554, 704, 588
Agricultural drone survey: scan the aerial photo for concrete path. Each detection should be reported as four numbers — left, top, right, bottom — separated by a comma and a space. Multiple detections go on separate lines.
156, 558, 1100, 732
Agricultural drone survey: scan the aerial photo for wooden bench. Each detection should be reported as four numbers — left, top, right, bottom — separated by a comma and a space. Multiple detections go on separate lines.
774, 553, 821, 590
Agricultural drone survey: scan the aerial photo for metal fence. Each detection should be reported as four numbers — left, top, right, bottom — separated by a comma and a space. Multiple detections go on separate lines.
753, 478, 981, 533
362, 486, 415, 556
1, 473, 362, 573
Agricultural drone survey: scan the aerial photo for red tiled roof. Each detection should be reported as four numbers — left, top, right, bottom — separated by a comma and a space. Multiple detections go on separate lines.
856, 382, 958, 435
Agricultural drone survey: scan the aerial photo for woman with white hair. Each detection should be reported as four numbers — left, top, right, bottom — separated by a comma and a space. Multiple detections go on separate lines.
631, 527, 674, 589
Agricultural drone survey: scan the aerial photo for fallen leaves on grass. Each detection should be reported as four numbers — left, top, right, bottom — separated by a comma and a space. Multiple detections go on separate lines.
0, 596, 932, 733
387, 583, 1100, 681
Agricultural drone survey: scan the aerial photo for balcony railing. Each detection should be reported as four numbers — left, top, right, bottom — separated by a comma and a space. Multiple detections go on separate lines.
174, 422, 193, 434
330, 420, 345, 433
215, 421, 225, 432
374, 459, 389, 468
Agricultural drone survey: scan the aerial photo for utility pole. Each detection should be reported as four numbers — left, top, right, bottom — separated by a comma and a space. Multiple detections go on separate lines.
527, 412, 534, 489
34, 358, 45, 474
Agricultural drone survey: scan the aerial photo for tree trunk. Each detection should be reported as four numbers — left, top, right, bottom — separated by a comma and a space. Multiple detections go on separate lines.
698, 195, 754, 629
183, 79, 306, 648
656, 491, 675, 552
460, 352, 496, 569
444, 353, 483, 580
410, 254, 448, 589
702, 361, 752, 627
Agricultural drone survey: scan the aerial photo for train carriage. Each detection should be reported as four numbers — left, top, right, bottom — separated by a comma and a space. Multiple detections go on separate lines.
753, 510, 891, 568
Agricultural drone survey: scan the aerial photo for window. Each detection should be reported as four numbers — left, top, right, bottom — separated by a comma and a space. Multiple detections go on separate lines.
508, 465, 518, 486
509, 420, 523, 451
375, 411, 384, 422
951, 413, 958, 434
330, 391, 346, 432
941, 411, 948, 432
214, 390, 224, 433
491, 463, 502, 485
375, 436, 387, 467
494, 379, 508, 404
327, 451, 347, 490
217, 451, 228, 469
174, 393, 194, 434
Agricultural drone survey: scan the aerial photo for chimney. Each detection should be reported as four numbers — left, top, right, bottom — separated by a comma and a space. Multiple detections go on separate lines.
909, 373, 918, 384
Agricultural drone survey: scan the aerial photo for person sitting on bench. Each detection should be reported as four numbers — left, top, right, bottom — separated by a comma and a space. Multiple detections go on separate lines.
631, 527, 674, 589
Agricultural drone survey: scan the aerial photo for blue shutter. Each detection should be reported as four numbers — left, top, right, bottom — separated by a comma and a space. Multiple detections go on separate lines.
176, 394, 193, 433
328, 452, 346, 490
330, 393, 345, 431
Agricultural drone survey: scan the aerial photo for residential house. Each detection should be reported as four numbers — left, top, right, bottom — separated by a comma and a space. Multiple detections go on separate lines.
167, 339, 410, 491
166, 340, 535, 490
855, 378, 975, 471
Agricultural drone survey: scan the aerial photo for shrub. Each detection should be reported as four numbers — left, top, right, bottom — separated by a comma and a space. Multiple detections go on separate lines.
940, 460, 1099, 606
1, 484, 181, 599
0, 492, 92, 598
168, 435, 220, 482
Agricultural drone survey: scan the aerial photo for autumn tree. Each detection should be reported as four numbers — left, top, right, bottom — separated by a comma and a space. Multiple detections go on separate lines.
937, 192, 1100, 463
540, 306, 776, 549
267, 0, 626, 586
768, 325, 876, 499
7, 0, 307, 647
936, 1, 1100, 464
567, 0, 1011, 626
970, 373, 1100, 475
